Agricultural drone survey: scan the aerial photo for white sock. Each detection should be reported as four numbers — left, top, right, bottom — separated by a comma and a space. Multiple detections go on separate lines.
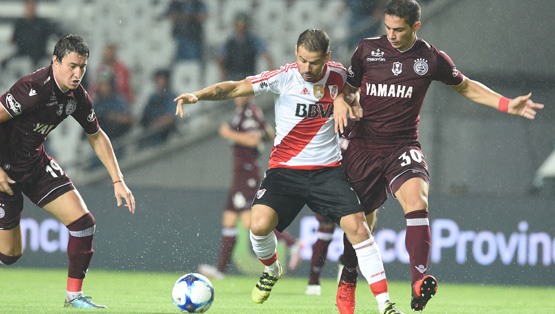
265, 260, 281, 276
353, 236, 391, 312
376, 293, 390, 312
66, 291, 83, 301
250, 231, 279, 274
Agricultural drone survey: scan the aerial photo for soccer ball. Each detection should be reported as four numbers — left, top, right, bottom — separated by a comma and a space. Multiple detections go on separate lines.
172, 273, 214, 313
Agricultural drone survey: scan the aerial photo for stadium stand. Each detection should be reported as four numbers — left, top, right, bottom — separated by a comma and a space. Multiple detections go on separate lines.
0, 0, 447, 184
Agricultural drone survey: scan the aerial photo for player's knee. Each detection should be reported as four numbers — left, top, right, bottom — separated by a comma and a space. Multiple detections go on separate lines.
405, 197, 428, 212
249, 222, 270, 236
66, 212, 96, 236
341, 216, 371, 243
0, 251, 22, 265
249, 213, 275, 235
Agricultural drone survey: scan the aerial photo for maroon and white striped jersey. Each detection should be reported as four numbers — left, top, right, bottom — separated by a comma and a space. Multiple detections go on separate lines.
346, 35, 464, 148
249, 62, 347, 170
0, 66, 99, 172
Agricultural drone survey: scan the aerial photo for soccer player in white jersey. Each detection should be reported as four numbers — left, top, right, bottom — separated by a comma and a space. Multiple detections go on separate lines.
176, 29, 404, 314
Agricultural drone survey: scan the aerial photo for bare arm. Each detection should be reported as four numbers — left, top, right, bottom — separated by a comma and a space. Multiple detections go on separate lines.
262, 124, 275, 142
219, 123, 262, 148
86, 130, 135, 213
451, 77, 544, 119
174, 79, 255, 117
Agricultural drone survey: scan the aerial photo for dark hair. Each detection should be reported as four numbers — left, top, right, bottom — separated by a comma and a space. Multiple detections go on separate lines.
52, 34, 89, 63
234, 12, 250, 26
153, 69, 171, 80
296, 29, 330, 55
385, 0, 421, 27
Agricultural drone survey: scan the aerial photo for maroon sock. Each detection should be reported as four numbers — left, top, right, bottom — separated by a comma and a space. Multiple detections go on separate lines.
217, 234, 237, 273
308, 225, 334, 285
66, 213, 95, 279
275, 230, 296, 247
405, 210, 431, 286
340, 233, 358, 283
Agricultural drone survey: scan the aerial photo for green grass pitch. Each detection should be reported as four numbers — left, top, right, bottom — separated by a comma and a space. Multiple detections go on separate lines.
1, 268, 554, 313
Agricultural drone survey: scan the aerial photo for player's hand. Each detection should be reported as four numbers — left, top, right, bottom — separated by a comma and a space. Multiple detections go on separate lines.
219, 123, 231, 139
508, 93, 544, 120
174, 93, 199, 118
113, 181, 135, 214
0, 168, 15, 196
334, 99, 355, 134
351, 93, 363, 121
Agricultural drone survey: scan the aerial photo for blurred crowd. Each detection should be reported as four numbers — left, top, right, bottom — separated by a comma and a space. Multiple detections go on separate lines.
0, 0, 435, 167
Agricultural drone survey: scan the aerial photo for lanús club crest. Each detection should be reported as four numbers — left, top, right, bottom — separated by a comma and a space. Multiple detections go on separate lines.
65, 99, 77, 115
413, 58, 428, 76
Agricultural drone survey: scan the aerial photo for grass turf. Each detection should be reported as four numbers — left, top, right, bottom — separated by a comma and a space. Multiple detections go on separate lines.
1, 267, 554, 313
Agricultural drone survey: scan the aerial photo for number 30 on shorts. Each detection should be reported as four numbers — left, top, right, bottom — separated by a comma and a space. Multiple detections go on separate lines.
45, 159, 65, 178
398, 149, 423, 167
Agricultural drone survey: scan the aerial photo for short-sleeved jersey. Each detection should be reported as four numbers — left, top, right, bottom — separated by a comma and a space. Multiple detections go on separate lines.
0, 66, 100, 174
250, 62, 347, 170
230, 101, 267, 172
346, 35, 464, 147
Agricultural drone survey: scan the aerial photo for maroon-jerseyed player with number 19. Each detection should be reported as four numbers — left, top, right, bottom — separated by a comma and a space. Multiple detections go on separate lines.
0, 34, 135, 309
333, 0, 544, 313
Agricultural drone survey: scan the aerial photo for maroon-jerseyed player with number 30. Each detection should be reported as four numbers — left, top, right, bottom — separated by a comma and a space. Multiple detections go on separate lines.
333, 1, 544, 313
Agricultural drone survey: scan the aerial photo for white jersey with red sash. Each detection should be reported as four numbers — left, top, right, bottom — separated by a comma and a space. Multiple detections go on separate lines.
249, 61, 346, 170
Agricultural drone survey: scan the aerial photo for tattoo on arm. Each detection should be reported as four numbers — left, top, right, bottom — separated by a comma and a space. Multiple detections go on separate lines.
205, 86, 231, 101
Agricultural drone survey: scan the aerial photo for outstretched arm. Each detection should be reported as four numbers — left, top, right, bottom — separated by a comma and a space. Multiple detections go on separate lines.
451, 77, 544, 119
86, 130, 135, 213
174, 79, 255, 117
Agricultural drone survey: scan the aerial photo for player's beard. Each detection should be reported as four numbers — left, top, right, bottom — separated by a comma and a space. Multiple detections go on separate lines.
302, 71, 318, 82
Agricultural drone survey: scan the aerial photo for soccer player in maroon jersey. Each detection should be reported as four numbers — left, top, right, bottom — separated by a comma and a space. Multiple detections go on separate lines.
333, 0, 544, 313
0, 34, 135, 309
176, 29, 403, 314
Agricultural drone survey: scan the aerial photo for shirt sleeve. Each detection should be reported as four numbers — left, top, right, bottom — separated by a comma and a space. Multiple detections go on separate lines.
71, 90, 100, 135
249, 67, 285, 96
0, 80, 42, 118
346, 43, 364, 89
435, 49, 464, 86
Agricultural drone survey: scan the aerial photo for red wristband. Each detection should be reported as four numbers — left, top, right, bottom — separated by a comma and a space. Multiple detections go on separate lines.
498, 96, 510, 112
112, 180, 122, 186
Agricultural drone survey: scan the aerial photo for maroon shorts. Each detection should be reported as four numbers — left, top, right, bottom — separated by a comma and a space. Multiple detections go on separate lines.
0, 154, 75, 230
224, 168, 260, 213
342, 141, 429, 214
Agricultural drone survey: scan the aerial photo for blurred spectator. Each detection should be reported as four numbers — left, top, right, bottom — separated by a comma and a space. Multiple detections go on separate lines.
1, 0, 63, 70
140, 69, 178, 147
93, 70, 133, 140
166, 0, 208, 63
217, 12, 274, 81
344, 0, 387, 49
91, 44, 134, 105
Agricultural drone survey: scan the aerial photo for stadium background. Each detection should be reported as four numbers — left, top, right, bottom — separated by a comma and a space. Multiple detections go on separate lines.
0, 0, 553, 286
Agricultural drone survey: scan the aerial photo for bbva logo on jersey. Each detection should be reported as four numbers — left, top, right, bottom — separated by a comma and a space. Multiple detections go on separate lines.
295, 103, 333, 119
